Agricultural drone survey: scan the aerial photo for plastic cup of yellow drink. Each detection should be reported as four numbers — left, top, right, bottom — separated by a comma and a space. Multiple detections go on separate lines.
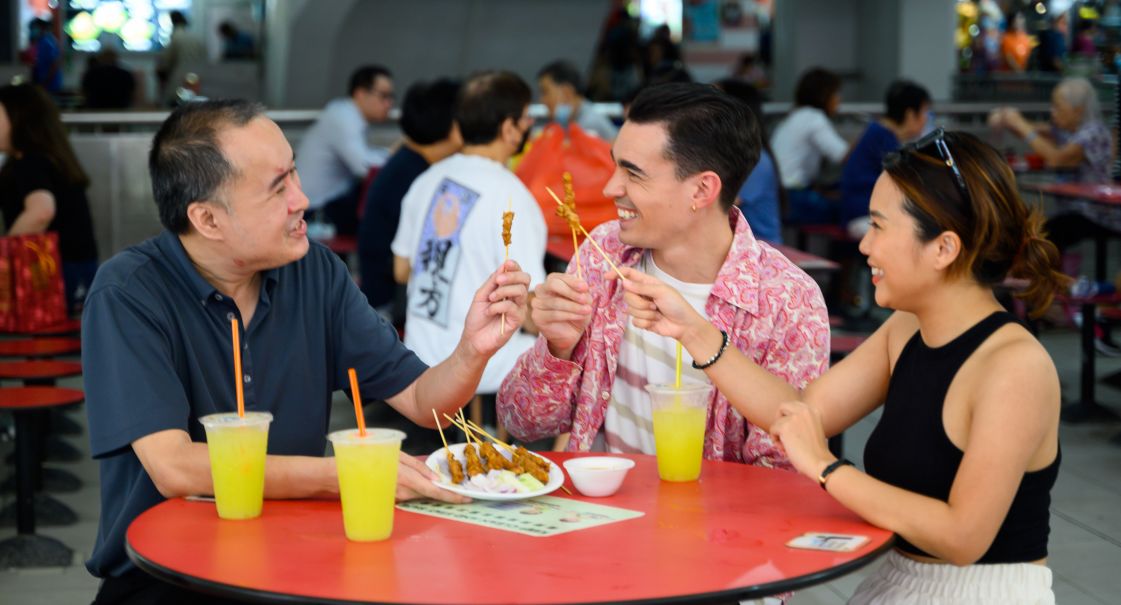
646, 383, 712, 482
328, 428, 406, 542
199, 411, 273, 520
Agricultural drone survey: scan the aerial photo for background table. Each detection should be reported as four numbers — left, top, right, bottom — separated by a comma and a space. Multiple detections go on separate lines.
127, 453, 893, 604
1032, 182, 1121, 282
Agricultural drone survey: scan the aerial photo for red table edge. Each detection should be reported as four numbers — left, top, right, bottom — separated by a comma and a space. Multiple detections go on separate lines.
125, 499, 895, 605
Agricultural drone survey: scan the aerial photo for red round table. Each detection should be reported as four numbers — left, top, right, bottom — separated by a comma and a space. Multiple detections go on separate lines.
126, 453, 893, 604
0, 338, 81, 359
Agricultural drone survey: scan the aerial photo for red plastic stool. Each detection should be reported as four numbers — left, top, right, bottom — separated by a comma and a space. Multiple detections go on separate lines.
0, 361, 84, 495
0, 387, 84, 567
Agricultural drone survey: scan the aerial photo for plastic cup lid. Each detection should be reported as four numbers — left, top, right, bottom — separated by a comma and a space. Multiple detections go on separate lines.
327, 428, 406, 445
199, 411, 273, 428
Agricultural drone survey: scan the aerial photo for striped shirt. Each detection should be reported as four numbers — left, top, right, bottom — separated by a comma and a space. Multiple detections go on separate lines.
600, 252, 712, 453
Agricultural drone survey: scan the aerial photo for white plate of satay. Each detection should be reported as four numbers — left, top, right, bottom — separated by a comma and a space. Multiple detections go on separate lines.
427, 442, 564, 501
428, 412, 564, 501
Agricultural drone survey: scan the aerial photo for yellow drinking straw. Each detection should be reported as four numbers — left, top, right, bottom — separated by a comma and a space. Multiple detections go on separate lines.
674, 341, 683, 388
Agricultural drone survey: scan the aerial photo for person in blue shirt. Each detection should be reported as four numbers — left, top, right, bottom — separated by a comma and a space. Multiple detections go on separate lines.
839, 80, 930, 236
28, 18, 62, 94
358, 78, 462, 323
718, 78, 785, 244
82, 100, 531, 604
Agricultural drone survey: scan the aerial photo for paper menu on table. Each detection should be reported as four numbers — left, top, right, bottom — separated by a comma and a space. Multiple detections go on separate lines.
397, 496, 643, 536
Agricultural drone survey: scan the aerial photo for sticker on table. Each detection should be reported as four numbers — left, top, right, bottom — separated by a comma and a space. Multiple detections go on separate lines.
397, 496, 643, 536
786, 532, 869, 552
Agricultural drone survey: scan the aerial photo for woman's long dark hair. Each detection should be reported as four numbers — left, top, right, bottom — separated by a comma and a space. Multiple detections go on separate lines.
0, 84, 89, 189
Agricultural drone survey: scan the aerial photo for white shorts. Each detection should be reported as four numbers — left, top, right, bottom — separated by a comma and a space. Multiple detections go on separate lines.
848, 550, 1054, 605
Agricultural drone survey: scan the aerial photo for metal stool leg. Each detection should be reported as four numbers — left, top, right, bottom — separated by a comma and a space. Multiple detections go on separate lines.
0, 410, 73, 568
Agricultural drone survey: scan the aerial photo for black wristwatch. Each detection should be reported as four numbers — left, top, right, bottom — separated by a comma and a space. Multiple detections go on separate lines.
817, 458, 853, 490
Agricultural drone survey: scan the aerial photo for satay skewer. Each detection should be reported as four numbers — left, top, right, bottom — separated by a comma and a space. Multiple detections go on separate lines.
562, 173, 583, 279
463, 419, 566, 492
433, 409, 465, 484
500, 198, 514, 337
545, 186, 625, 280
443, 413, 573, 494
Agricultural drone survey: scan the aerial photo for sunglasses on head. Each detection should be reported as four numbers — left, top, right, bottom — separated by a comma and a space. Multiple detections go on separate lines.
905, 127, 971, 206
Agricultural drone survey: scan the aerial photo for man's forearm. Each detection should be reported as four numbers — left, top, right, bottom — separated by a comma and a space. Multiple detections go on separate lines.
411, 340, 488, 424
142, 438, 337, 500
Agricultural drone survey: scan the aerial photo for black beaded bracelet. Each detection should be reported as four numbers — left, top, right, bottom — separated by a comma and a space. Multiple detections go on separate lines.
818, 458, 854, 490
691, 330, 729, 370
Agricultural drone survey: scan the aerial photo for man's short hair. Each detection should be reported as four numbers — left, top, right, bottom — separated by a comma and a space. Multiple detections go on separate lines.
399, 79, 461, 145
169, 10, 188, 27
626, 82, 761, 210
149, 99, 266, 233
348, 65, 392, 96
884, 80, 931, 124
794, 67, 841, 112
455, 71, 531, 146
537, 60, 583, 93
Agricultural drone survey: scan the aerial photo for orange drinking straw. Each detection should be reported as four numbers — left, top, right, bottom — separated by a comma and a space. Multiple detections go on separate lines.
347, 368, 367, 437
231, 318, 244, 418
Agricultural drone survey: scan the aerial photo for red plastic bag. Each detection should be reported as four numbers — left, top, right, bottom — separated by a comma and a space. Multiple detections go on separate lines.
0, 232, 67, 332
516, 123, 618, 261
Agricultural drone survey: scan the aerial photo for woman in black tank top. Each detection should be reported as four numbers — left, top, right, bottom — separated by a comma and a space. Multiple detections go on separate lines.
614, 130, 1067, 603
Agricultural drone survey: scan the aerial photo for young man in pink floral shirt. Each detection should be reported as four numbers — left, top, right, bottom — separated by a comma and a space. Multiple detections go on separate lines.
497, 83, 830, 468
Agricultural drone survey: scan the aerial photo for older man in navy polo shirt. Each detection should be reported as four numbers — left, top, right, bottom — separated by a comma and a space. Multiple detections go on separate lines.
81, 99, 532, 604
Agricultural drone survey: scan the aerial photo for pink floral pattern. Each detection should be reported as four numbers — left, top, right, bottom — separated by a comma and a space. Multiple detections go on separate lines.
497, 208, 830, 469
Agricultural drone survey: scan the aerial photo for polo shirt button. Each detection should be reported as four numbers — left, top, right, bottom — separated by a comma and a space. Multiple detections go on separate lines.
226, 312, 236, 321
243, 374, 252, 384
215, 294, 224, 301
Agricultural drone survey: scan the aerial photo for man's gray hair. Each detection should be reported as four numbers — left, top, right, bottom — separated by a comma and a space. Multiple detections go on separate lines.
1056, 77, 1101, 124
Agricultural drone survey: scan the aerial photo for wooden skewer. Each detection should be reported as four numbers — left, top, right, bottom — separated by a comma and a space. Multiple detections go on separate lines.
544, 186, 625, 280
453, 408, 472, 445
432, 409, 450, 451
570, 227, 582, 279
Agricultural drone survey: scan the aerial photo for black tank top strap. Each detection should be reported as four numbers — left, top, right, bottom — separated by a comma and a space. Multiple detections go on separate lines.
899, 311, 1022, 362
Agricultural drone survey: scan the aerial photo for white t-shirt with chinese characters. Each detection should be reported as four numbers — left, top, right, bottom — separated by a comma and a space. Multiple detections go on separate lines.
391, 153, 547, 393
596, 251, 713, 454
770, 106, 849, 189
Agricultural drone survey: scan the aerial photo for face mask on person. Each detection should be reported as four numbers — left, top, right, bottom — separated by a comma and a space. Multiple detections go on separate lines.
554, 103, 573, 127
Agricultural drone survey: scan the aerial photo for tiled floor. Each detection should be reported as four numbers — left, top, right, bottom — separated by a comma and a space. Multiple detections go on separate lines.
2, 328, 1119, 604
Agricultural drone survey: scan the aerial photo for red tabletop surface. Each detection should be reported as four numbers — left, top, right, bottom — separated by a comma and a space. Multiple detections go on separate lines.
774, 244, 841, 272
127, 453, 893, 604
0, 360, 83, 380
0, 386, 84, 410
1034, 182, 1121, 205
0, 338, 81, 358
